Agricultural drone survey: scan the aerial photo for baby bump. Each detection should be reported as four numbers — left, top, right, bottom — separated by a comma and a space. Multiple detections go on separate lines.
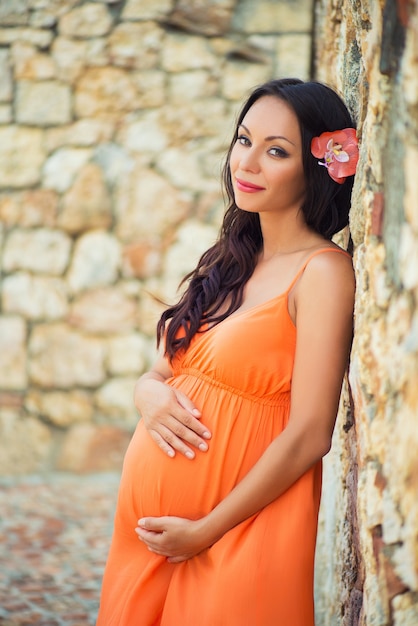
116, 379, 289, 527
120, 420, 218, 521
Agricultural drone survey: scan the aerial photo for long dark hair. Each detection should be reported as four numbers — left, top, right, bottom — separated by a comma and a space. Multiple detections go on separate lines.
158, 78, 356, 359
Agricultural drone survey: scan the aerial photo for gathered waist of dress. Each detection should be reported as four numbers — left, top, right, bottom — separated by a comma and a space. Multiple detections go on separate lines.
172, 367, 291, 407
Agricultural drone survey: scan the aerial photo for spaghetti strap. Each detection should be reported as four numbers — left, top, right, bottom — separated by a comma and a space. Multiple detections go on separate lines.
285, 247, 352, 295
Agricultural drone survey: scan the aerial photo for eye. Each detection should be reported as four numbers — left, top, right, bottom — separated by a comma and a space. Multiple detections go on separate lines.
269, 146, 289, 158
237, 134, 251, 146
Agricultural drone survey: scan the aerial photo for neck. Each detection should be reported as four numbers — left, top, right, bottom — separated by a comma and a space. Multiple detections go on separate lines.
258, 213, 321, 262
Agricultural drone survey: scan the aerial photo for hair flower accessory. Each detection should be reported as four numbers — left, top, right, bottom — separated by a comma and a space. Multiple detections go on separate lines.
311, 128, 359, 184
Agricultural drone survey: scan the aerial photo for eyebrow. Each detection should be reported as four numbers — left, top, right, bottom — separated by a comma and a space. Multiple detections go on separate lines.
239, 123, 296, 146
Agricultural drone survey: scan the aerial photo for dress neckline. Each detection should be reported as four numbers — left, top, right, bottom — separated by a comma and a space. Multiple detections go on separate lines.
203, 247, 351, 332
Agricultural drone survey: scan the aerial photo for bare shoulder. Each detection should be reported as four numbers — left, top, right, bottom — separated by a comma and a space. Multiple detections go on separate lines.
306, 247, 354, 284
288, 247, 355, 326
298, 247, 355, 305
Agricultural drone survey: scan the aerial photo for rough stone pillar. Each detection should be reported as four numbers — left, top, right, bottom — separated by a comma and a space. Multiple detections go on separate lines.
314, 1, 418, 624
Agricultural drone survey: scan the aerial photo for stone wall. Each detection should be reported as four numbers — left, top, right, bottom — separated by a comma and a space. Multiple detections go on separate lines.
0, 0, 313, 473
314, 1, 418, 625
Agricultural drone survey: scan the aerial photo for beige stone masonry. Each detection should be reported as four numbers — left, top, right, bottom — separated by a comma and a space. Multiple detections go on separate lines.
0, 0, 313, 478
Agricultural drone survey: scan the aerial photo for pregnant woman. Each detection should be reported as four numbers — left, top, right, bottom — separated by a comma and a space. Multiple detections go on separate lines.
97, 77, 358, 625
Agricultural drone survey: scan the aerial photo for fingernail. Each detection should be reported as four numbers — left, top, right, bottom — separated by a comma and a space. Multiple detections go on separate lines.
167, 449, 175, 458
203, 431, 211, 439
185, 451, 195, 459
199, 442, 208, 452
192, 408, 201, 416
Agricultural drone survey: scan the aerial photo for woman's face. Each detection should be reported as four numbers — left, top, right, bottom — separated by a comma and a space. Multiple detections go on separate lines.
229, 96, 306, 218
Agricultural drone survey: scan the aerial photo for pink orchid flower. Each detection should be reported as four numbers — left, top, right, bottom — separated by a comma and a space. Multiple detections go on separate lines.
311, 128, 359, 184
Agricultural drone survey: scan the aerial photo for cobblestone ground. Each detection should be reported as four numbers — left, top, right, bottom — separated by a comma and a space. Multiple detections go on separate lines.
0, 472, 120, 626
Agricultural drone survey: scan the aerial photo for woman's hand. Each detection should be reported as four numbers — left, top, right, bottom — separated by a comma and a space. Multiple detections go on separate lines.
135, 516, 211, 563
134, 373, 211, 460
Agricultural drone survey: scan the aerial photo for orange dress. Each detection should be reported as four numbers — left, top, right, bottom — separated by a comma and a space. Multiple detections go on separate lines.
97, 248, 349, 626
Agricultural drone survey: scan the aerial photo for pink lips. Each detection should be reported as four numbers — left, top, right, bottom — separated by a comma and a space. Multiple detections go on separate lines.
235, 178, 264, 193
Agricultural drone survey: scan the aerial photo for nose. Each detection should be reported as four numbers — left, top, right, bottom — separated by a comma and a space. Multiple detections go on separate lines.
239, 146, 260, 173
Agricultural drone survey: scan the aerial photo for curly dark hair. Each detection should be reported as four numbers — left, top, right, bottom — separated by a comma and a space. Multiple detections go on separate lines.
157, 78, 356, 360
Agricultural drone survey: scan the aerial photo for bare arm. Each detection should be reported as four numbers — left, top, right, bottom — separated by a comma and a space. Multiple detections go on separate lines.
136, 253, 355, 561
134, 356, 212, 459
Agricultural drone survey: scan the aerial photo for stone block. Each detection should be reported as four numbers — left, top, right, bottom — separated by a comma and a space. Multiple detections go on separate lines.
0, 28, 53, 48
122, 0, 173, 21
3, 228, 72, 275
16, 80, 72, 126
108, 22, 164, 70
69, 287, 137, 334
57, 423, 131, 472
232, 0, 313, 33
2, 272, 68, 320
25, 390, 93, 427
0, 126, 45, 188
58, 3, 113, 38
74, 67, 139, 116
0, 0, 30, 26
165, 0, 235, 36
29, 323, 106, 388
161, 33, 216, 72
66, 230, 121, 293
58, 163, 112, 234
